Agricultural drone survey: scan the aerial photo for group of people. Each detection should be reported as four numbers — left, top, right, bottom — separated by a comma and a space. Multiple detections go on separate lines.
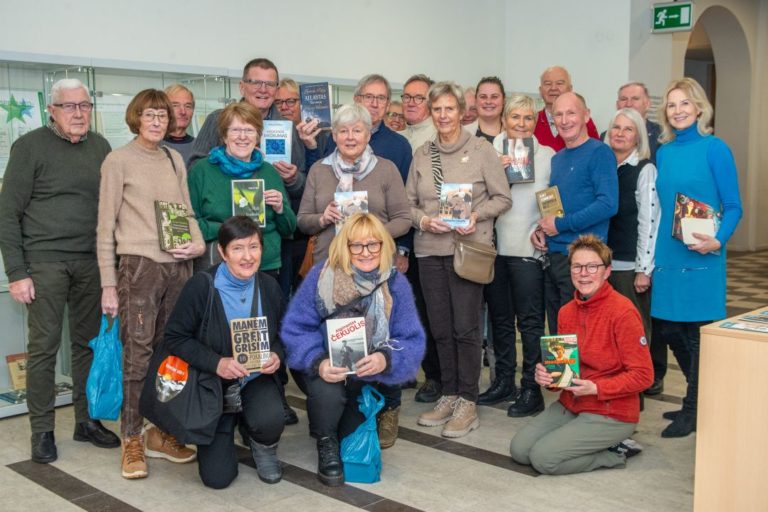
0, 54, 742, 490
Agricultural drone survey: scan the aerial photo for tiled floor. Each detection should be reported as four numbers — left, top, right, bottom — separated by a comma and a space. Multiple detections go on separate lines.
1, 251, 766, 512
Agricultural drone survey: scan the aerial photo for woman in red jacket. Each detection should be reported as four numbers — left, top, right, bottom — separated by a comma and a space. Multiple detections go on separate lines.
510, 234, 653, 475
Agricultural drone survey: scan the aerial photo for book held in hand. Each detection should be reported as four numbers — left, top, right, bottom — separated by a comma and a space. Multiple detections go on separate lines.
439, 183, 472, 229
300, 82, 332, 130
6, 352, 27, 390
672, 192, 721, 244
232, 179, 266, 227
261, 120, 293, 164
154, 201, 191, 251
326, 317, 367, 374
502, 137, 535, 184
334, 191, 369, 234
535, 186, 564, 218
540, 334, 580, 388
231, 316, 270, 372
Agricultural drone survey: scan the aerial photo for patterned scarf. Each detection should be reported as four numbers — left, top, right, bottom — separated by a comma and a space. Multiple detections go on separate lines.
322, 144, 378, 183
208, 145, 264, 178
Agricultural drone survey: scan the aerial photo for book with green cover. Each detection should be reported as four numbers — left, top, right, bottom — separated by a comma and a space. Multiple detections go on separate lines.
154, 201, 191, 251
231, 179, 266, 227
540, 334, 579, 388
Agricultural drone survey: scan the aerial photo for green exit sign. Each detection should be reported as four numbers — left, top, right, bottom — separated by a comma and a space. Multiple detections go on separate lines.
652, 2, 694, 33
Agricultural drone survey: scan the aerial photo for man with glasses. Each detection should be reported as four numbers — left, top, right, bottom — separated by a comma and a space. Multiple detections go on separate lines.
384, 101, 405, 132
0, 78, 120, 464
275, 78, 302, 125
163, 84, 196, 163
400, 74, 436, 154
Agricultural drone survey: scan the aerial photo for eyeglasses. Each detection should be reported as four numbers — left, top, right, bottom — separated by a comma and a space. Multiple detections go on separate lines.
401, 94, 427, 105
53, 102, 93, 113
242, 79, 278, 89
386, 112, 404, 120
357, 94, 388, 104
274, 98, 299, 107
228, 127, 258, 137
348, 241, 382, 255
140, 111, 169, 122
570, 263, 606, 274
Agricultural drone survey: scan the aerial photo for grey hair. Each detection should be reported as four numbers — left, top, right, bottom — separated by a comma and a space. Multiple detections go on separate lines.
354, 74, 391, 100
427, 81, 466, 113
332, 103, 372, 132
617, 81, 650, 98
539, 66, 572, 85
464, 86, 476, 96
50, 78, 90, 104
606, 107, 650, 160
403, 74, 434, 89
503, 93, 536, 118
278, 78, 299, 94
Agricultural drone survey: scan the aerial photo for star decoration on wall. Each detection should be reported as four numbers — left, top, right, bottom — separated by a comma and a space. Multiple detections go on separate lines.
1, 95, 34, 123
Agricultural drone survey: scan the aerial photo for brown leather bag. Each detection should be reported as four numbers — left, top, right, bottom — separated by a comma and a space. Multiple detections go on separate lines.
453, 239, 497, 284
298, 235, 318, 278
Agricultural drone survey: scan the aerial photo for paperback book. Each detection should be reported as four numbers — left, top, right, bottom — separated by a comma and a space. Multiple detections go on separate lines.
719, 321, 768, 334
334, 191, 369, 234
300, 82, 332, 130
502, 137, 535, 183
154, 201, 192, 251
439, 183, 472, 229
261, 120, 293, 164
326, 317, 367, 374
5, 352, 27, 390
535, 186, 564, 218
672, 192, 721, 244
230, 316, 270, 372
232, 179, 266, 227
540, 334, 580, 388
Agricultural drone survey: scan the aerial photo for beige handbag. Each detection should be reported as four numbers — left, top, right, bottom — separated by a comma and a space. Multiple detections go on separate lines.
453, 239, 497, 284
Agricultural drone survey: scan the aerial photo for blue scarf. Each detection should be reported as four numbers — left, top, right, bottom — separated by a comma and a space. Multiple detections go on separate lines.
208, 145, 264, 178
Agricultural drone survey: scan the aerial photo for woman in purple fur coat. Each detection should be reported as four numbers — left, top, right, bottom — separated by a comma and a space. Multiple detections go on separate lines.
281, 213, 425, 487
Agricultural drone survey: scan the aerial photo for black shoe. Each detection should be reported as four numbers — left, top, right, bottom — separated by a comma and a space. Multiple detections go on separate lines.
661, 411, 697, 438
477, 379, 516, 406
317, 436, 344, 487
608, 438, 643, 458
507, 387, 545, 417
31, 431, 57, 464
73, 420, 120, 448
283, 401, 299, 426
414, 379, 442, 403
644, 379, 664, 396
662, 409, 681, 421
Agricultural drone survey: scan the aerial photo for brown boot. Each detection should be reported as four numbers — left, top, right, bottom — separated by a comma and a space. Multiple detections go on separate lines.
121, 435, 148, 479
378, 407, 400, 449
417, 395, 458, 427
441, 398, 479, 438
145, 426, 196, 463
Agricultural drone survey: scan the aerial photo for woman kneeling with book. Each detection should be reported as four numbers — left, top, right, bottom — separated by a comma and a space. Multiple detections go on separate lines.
281, 213, 425, 486
164, 216, 286, 488
509, 235, 653, 475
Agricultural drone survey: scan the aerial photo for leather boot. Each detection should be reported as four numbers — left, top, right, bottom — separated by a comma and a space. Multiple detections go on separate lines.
477, 378, 516, 406
249, 440, 282, 484
73, 420, 120, 448
31, 431, 57, 464
507, 387, 545, 417
661, 410, 697, 438
414, 379, 442, 403
378, 407, 399, 449
317, 436, 344, 486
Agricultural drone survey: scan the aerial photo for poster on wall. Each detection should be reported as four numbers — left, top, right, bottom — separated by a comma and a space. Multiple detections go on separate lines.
0, 90, 46, 178
94, 95, 134, 150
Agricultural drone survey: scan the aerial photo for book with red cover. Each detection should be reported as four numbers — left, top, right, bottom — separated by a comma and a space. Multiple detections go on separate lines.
672, 192, 721, 242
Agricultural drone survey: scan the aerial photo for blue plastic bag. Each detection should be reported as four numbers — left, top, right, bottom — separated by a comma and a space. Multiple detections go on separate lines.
86, 315, 123, 421
340, 384, 384, 483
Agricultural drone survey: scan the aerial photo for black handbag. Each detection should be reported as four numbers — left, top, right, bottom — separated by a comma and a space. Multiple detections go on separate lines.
139, 272, 223, 445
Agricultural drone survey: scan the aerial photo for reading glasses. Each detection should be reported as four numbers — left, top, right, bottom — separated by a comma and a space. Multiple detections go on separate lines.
570, 263, 606, 275
242, 79, 278, 89
274, 98, 299, 107
53, 102, 93, 113
357, 94, 388, 104
401, 94, 427, 105
348, 241, 383, 255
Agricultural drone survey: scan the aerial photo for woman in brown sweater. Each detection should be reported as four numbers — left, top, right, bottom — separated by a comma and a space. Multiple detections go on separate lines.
297, 103, 410, 262
406, 81, 511, 438
96, 89, 204, 480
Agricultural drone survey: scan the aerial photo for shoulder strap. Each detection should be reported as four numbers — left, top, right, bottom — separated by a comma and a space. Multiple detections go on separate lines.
197, 271, 215, 344
429, 141, 444, 198
161, 145, 178, 175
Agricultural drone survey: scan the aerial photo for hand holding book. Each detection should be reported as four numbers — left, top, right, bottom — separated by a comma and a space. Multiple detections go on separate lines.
264, 189, 284, 214
565, 378, 598, 396
686, 232, 721, 255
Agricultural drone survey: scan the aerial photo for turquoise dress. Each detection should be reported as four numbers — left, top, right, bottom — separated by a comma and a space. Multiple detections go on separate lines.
651, 124, 743, 322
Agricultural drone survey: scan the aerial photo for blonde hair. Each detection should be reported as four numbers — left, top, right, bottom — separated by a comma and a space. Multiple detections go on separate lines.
658, 77, 714, 144
327, 213, 395, 275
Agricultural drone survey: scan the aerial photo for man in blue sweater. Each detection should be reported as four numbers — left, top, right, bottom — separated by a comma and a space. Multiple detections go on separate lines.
532, 92, 618, 334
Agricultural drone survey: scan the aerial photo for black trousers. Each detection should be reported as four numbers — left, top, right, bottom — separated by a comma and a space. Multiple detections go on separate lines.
653, 318, 708, 414
484, 256, 545, 390
543, 252, 575, 335
406, 251, 441, 382
197, 375, 284, 489
650, 318, 669, 381
304, 374, 367, 440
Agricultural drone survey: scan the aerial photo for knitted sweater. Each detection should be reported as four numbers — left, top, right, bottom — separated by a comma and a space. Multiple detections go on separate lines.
96, 140, 204, 287
297, 158, 411, 262
402, 117, 437, 155
557, 282, 654, 424
187, 158, 296, 271
406, 130, 512, 257
280, 263, 425, 386
0, 127, 111, 282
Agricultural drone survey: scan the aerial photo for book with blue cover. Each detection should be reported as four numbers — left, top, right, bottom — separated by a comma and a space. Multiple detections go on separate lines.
300, 82, 332, 129
261, 120, 292, 164
438, 183, 472, 229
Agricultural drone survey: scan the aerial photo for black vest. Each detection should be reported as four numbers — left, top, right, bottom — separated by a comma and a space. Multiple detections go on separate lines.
608, 158, 651, 262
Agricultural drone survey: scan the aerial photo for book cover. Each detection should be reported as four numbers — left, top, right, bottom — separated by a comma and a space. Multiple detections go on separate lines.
154, 201, 192, 251
540, 334, 580, 388
672, 192, 721, 243
230, 316, 270, 372
719, 321, 768, 334
334, 191, 369, 234
502, 137, 535, 184
0, 389, 26, 404
300, 82, 332, 130
740, 313, 768, 325
232, 179, 266, 227
535, 186, 564, 218
261, 120, 293, 164
5, 352, 27, 390
439, 183, 473, 229
326, 317, 367, 374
